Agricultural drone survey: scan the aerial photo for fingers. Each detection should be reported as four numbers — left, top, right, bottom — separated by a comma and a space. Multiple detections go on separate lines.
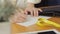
18, 14, 27, 19
34, 9, 38, 16
10, 14, 26, 23
25, 9, 34, 16
15, 9, 27, 18
33, 8, 43, 16
38, 8, 42, 12
25, 9, 28, 15
15, 17, 26, 23
15, 12, 26, 19
10, 10, 26, 23
34, 8, 42, 16
30, 10, 33, 16
24, 8, 43, 17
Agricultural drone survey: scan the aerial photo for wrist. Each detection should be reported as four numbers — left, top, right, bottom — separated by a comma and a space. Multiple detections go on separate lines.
27, 3, 35, 8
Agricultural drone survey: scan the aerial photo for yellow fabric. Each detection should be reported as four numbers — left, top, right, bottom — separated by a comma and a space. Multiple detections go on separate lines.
36, 18, 60, 28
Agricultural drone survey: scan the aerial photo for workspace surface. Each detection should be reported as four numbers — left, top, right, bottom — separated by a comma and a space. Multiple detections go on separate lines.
11, 16, 60, 34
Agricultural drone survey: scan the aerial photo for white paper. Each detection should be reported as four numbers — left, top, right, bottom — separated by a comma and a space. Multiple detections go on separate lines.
16, 16, 51, 27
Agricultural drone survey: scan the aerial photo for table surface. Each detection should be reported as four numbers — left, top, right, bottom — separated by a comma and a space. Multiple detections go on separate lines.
11, 17, 60, 34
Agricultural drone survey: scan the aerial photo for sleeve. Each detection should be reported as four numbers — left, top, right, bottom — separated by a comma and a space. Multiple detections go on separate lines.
27, 0, 41, 4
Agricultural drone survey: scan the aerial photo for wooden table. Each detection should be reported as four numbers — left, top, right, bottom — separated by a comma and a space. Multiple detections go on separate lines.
11, 17, 60, 34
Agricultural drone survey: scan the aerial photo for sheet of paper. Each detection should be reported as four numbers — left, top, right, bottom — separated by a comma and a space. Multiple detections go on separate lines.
16, 16, 51, 27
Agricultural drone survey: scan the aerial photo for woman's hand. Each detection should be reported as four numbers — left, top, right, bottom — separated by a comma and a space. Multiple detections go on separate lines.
24, 3, 42, 17
10, 8, 27, 23
25, 7, 42, 16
